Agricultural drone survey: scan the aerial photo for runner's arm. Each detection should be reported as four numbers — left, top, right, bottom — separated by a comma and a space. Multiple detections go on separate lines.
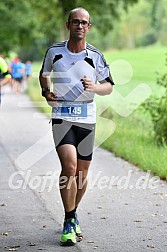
81, 76, 113, 95
39, 70, 58, 105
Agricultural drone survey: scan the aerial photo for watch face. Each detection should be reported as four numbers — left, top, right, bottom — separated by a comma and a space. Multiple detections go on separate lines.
42, 87, 50, 97
42, 88, 48, 91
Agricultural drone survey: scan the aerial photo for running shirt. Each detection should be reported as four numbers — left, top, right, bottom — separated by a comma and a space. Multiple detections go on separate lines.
25, 62, 32, 76
0, 57, 11, 79
11, 61, 25, 79
0, 56, 11, 103
41, 41, 114, 123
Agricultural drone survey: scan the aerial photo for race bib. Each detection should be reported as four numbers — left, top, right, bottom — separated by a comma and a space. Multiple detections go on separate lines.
58, 102, 87, 118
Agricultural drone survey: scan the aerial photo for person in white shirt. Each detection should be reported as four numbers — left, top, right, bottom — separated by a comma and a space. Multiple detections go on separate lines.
39, 7, 114, 246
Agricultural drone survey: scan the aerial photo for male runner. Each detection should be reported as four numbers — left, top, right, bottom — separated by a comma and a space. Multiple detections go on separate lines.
39, 7, 114, 245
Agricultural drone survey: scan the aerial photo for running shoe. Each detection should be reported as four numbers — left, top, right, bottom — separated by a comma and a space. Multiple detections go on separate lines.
75, 214, 83, 240
60, 218, 76, 246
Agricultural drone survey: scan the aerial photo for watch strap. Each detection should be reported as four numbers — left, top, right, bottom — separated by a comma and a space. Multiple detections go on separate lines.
42, 87, 50, 97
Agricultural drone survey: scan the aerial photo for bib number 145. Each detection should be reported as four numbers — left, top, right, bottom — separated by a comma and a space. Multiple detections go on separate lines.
68, 106, 81, 115
61, 104, 87, 117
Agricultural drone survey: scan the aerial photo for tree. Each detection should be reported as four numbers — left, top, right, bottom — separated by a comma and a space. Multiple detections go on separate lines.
0, 0, 38, 53
151, 0, 167, 45
0, 0, 139, 54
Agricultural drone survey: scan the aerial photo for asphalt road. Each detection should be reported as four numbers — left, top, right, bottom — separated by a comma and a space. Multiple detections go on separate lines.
0, 88, 167, 252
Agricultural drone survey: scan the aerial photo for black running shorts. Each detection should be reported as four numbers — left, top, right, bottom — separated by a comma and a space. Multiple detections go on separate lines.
52, 119, 95, 161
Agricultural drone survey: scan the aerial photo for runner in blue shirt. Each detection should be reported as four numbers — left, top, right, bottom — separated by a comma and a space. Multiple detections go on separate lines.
25, 61, 32, 79
10, 58, 25, 94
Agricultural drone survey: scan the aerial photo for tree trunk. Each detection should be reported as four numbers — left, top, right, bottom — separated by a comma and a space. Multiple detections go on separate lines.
59, 0, 77, 40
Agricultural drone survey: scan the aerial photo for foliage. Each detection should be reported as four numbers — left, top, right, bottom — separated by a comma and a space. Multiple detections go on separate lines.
0, 0, 38, 53
77, 0, 137, 34
143, 56, 167, 145
106, 0, 167, 49
2, 0, 167, 59
136, 30, 157, 47
0, 0, 138, 57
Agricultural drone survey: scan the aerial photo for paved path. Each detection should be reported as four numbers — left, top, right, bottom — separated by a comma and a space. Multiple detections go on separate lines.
0, 89, 167, 252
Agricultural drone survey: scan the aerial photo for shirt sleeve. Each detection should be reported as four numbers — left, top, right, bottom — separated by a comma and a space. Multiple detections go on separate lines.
40, 49, 53, 76
96, 54, 114, 85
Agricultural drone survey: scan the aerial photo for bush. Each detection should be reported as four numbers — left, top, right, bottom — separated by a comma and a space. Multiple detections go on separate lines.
136, 30, 157, 47
143, 56, 167, 145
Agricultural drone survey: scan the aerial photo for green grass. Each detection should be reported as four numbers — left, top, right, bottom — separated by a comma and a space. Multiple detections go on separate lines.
28, 62, 51, 114
96, 108, 167, 179
104, 44, 167, 95
28, 45, 167, 179
96, 44, 167, 178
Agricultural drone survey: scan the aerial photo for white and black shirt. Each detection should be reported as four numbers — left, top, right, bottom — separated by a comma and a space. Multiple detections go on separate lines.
41, 41, 114, 123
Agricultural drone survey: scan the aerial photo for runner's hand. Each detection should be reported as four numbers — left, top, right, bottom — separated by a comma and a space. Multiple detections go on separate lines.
45, 92, 58, 107
81, 75, 97, 92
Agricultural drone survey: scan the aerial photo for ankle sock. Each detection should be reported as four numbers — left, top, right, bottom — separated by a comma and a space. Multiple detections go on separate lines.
65, 208, 76, 220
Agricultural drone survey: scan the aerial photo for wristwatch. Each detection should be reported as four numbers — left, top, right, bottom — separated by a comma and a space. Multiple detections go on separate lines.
42, 87, 50, 97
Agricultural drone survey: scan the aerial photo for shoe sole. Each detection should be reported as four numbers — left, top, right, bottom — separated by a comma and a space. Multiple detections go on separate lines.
76, 233, 83, 242
60, 239, 76, 246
